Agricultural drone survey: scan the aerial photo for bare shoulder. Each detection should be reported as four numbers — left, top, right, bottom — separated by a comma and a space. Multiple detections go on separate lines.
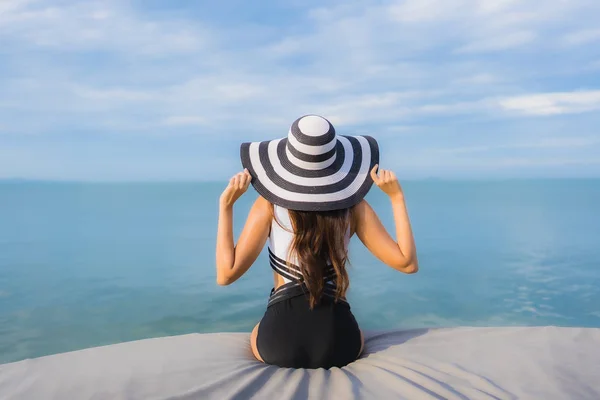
353, 199, 375, 220
250, 196, 273, 219
254, 195, 271, 208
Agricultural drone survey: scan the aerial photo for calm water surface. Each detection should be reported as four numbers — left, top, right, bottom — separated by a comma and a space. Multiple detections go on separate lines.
1, 180, 599, 363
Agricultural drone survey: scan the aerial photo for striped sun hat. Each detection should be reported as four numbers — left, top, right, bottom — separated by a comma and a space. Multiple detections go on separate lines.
240, 115, 379, 212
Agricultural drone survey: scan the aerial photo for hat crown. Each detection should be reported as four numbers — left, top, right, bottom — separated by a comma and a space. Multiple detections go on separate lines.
286, 115, 338, 171
240, 113, 379, 212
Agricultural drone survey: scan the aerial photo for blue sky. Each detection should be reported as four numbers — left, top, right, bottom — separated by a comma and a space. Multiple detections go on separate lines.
0, 0, 599, 181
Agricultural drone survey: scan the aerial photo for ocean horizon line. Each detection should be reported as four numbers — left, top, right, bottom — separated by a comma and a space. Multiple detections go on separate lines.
1, 177, 600, 184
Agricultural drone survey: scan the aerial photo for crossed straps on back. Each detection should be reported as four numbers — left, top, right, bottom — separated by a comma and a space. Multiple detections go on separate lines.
266, 205, 349, 307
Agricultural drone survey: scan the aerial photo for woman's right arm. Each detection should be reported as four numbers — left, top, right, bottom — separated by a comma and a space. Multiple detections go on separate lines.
354, 165, 418, 274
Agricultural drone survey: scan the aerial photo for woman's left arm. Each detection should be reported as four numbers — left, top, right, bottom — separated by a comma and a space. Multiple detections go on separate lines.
216, 170, 271, 285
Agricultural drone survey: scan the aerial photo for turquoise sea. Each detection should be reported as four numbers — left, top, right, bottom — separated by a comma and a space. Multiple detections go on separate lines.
1, 180, 600, 364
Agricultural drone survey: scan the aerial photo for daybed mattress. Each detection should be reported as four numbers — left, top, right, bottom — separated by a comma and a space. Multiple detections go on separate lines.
1, 327, 599, 399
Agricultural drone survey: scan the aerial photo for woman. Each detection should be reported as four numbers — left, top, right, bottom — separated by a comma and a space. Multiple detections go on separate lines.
216, 115, 418, 369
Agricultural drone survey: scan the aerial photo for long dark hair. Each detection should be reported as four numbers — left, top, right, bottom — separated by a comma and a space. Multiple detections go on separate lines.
286, 207, 354, 309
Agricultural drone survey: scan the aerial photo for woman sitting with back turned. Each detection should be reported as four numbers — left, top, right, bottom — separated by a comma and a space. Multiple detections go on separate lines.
215, 115, 418, 369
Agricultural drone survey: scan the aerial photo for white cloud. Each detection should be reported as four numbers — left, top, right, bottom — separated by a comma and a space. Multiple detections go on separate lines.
499, 91, 600, 116
415, 100, 489, 115
432, 137, 600, 155
533, 137, 600, 148
453, 73, 498, 85
74, 87, 157, 102
475, 0, 522, 15
457, 31, 536, 53
313, 91, 466, 126
162, 116, 207, 127
389, 0, 467, 23
215, 84, 266, 101
1, 0, 600, 136
490, 157, 600, 167
385, 0, 593, 55
2, 0, 600, 179
0, 0, 207, 55
562, 29, 600, 46
0, 0, 38, 16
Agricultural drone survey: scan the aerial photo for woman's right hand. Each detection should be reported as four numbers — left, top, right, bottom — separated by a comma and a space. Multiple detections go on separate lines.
370, 165, 403, 199
220, 169, 252, 208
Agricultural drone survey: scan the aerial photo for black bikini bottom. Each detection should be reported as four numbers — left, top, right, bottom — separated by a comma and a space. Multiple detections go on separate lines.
256, 285, 362, 369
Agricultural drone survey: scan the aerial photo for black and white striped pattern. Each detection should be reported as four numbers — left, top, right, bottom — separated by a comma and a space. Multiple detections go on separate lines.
267, 248, 345, 307
267, 282, 348, 308
241, 115, 379, 212
268, 248, 337, 282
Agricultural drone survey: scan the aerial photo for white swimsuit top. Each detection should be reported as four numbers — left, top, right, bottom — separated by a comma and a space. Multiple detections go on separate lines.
267, 205, 350, 306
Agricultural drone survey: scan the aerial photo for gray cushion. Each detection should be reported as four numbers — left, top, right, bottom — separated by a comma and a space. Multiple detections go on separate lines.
1, 327, 599, 399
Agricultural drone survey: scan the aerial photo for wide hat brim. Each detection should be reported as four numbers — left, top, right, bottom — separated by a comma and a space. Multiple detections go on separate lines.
240, 135, 379, 212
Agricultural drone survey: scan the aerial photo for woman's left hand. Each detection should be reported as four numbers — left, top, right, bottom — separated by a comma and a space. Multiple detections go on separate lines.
220, 169, 252, 208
